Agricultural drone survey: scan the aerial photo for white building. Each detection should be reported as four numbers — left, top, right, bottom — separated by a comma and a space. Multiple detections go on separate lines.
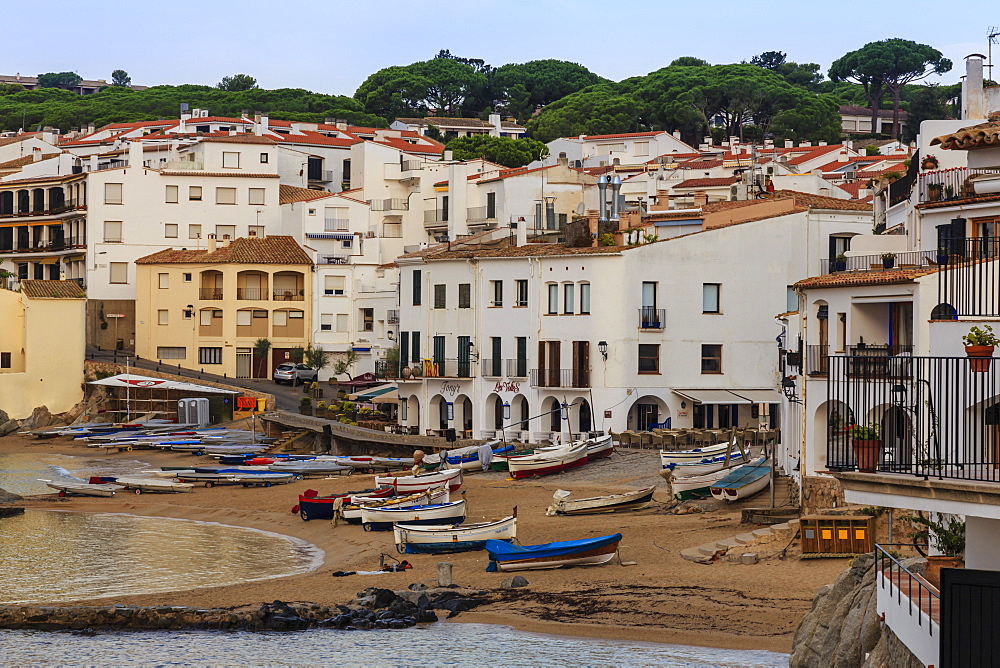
543, 131, 697, 170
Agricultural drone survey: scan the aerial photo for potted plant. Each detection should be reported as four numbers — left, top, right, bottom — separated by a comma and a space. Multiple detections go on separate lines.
926, 182, 943, 202
880, 252, 896, 269
851, 423, 882, 472
936, 246, 949, 265
316, 400, 328, 419
962, 325, 998, 372
299, 396, 313, 416
833, 253, 848, 272
901, 513, 965, 588
921, 155, 939, 170
309, 381, 323, 399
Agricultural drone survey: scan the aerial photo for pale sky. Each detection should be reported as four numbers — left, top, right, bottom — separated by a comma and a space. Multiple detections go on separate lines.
5, 0, 995, 95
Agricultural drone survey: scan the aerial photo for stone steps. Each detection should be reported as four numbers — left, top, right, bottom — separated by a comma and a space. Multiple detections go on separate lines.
681, 519, 800, 564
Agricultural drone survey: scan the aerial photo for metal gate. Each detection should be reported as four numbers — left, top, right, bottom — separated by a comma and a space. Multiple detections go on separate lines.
940, 567, 1000, 667
236, 348, 252, 379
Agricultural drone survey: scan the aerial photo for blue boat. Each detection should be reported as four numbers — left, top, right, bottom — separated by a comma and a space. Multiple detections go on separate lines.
485, 533, 623, 571
445, 443, 516, 469
709, 458, 771, 501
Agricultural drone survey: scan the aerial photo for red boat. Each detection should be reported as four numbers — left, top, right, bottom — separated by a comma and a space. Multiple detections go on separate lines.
508, 443, 589, 480
296, 486, 394, 521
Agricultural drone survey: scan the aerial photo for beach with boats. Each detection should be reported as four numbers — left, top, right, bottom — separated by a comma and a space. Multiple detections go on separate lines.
0, 424, 849, 655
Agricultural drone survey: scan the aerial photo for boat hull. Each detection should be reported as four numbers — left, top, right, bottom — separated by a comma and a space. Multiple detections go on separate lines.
40, 480, 117, 497
586, 436, 614, 461
709, 459, 771, 501
375, 468, 463, 493
668, 468, 731, 500
394, 517, 516, 554
550, 486, 655, 515
508, 444, 589, 479
361, 500, 467, 532
486, 533, 622, 571
341, 488, 449, 524
659, 442, 736, 465
298, 486, 393, 521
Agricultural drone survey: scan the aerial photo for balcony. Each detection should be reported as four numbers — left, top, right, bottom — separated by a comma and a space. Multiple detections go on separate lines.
918, 167, 1000, 204
530, 367, 591, 388
506, 358, 529, 379
937, 236, 1000, 317
272, 288, 305, 301
376, 359, 402, 380
805, 344, 829, 376
467, 206, 497, 223
387, 309, 399, 325
0, 204, 86, 220
370, 198, 408, 212
480, 358, 529, 379
0, 237, 86, 255
199, 287, 223, 300
236, 287, 267, 300
402, 160, 423, 173
424, 209, 448, 227
821, 249, 938, 275
874, 544, 939, 667
639, 307, 665, 330
422, 359, 476, 379
324, 218, 349, 231
826, 354, 1000, 483
318, 254, 350, 265
309, 170, 334, 182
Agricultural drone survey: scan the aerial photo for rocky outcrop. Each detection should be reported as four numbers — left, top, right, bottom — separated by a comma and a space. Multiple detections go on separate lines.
790, 554, 923, 668
0, 486, 23, 504
0, 409, 18, 436
0, 587, 487, 632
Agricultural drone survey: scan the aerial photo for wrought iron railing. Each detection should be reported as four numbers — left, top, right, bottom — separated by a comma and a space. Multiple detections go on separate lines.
481, 358, 504, 377
806, 344, 829, 376
318, 254, 350, 265
875, 544, 940, 636
937, 236, 1000, 317
821, 249, 938, 274
236, 287, 266, 300
506, 358, 529, 379
198, 287, 223, 300
827, 354, 1000, 482
888, 150, 918, 207
386, 309, 399, 324
639, 307, 665, 330
273, 288, 305, 301
530, 367, 591, 388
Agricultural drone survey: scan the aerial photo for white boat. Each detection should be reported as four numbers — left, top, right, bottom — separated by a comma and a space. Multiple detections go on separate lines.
546, 486, 656, 516
39, 479, 117, 497
267, 461, 353, 476
663, 447, 757, 478
360, 499, 467, 531
508, 443, 589, 480
375, 467, 463, 493
710, 459, 771, 501
394, 516, 517, 554
339, 487, 450, 524
666, 467, 733, 501
109, 477, 195, 494
226, 471, 296, 486
660, 442, 739, 466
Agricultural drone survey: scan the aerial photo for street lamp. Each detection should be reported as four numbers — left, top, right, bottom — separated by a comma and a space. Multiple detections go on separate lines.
598, 341, 608, 361
503, 401, 511, 421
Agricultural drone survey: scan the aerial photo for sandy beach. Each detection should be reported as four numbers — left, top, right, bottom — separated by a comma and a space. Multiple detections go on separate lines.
0, 432, 848, 653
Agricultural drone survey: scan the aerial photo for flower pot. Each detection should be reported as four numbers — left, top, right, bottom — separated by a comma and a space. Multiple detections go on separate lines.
966, 345, 995, 373
299, 406, 313, 416
927, 186, 942, 202
882, 258, 895, 269
924, 555, 964, 589
311, 389, 324, 399
833, 260, 847, 272
853, 439, 882, 472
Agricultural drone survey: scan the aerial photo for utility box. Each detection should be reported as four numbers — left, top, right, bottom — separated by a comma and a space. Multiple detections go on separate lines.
177, 397, 211, 428
800, 515, 875, 558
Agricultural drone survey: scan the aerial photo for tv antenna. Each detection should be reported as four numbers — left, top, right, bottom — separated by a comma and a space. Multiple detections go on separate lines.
989, 27, 1000, 78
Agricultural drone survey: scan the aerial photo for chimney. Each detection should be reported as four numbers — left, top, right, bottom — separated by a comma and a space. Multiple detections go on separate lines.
597, 175, 609, 223
89, 155, 98, 171
558, 154, 568, 168
32, 147, 42, 162
846, 140, 854, 151
336, 120, 348, 131
489, 112, 501, 136
248, 229, 258, 238
784, 140, 794, 149
221, 235, 232, 248
206, 233, 218, 252
128, 139, 143, 167
963, 55, 986, 120
838, 149, 848, 162
514, 218, 527, 247
673, 131, 681, 140
443, 150, 453, 161
704, 136, 712, 146
609, 175, 622, 221
693, 192, 709, 208
799, 141, 811, 147
818, 141, 828, 146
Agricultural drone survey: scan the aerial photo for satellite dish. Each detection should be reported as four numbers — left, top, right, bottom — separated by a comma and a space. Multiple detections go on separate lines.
575, 202, 585, 215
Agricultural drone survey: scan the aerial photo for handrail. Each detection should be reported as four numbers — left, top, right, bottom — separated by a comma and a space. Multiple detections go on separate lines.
875, 543, 939, 637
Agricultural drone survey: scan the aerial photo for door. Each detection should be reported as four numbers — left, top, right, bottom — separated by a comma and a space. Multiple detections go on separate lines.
236, 348, 252, 379
547, 341, 561, 387
940, 567, 1000, 667
636, 403, 658, 431
641, 281, 657, 325
432, 336, 445, 376
457, 336, 471, 378
937, 218, 967, 259
817, 305, 829, 374
572, 341, 590, 387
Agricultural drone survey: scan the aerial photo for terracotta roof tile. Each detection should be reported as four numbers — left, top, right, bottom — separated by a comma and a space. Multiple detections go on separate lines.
768, 190, 872, 211
795, 267, 937, 289
0, 153, 59, 169
0, 133, 39, 148
19, 279, 86, 299
278, 184, 336, 205
157, 171, 279, 178
931, 119, 1000, 150
427, 241, 625, 261
917, 193, 1000, 209
565, 131, 664, 140
199, 134, 276, 145
135, 235, 311, 265
374, 136, 444, 155
673, 176, 740, 189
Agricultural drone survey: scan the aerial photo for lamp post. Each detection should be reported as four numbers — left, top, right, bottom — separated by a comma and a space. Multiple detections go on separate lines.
598, 341, 608, 361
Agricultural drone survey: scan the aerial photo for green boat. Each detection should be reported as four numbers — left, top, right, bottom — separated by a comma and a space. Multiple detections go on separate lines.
489, 449, 534, 471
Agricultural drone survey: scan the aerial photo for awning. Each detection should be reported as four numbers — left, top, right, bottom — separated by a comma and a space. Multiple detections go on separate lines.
88, 374, 239, 394
371, 389, 399, 404
673, 389, 750, 405
728, 389, 783, 404
348, 383, 397, 401
305, 232, 355, 240
338, 372, 379, 387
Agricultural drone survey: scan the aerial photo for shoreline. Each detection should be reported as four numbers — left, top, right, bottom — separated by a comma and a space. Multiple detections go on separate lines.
0, 432, 845, 653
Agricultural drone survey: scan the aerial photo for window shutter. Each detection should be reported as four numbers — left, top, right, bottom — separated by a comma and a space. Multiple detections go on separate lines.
411, 332, 420, 363
399, 331, 410, 369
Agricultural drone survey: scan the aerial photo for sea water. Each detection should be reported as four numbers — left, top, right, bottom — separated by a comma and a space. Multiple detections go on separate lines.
0, 624, 789, 666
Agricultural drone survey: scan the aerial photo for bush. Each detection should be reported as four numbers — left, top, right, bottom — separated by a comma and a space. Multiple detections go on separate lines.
850, 423, 879, 440
963, 324, 999, 347
299, 396, 312, 407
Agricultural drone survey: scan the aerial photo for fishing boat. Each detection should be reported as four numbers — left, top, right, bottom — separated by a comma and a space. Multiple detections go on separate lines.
339, 487, 449, 524
536, 434, 613, 462
267, 461, 353, 476
360, 499, 467, 532
662, 447, 757, 478
489, 449, 535, 471
109, 477, 195, 494
666, 455, 767, 500
710, 458, 771, 502
226, 471, 297, 486
507, 443, 589, 480
660, 442, 743, 466
485, 533, 623, 571
394, 516, 517, 554
297, 486, 395, 521
375, 467, 463, 493
39, 479, 118, 497
546, 486, 655, 516
443, 441, 512, 470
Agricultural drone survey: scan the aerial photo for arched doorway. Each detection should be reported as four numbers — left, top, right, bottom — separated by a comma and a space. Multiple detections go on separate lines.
628, 395, 669, 431
543, 396, 562, 433
402, 395, 420, 433
454, 394, 473, 436
813, 400, 854, 473
429, 394, 448, 430
487, 393, 504, 431
514, 394, 529, 434
880, 406, 912, 471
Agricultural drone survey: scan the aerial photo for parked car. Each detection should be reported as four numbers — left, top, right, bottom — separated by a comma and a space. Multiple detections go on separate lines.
273, 363, 317, 385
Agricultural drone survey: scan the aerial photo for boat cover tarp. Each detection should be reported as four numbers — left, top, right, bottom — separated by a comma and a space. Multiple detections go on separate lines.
485, 533, 622, 560
89, 374, 238, 394
712, 459, 770, 489
348, 383, 397, 401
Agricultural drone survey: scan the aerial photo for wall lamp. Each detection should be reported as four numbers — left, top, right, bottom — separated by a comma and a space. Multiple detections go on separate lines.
503, 401, 511, 421
782, 376, 801, 403
598, 341, 608, 361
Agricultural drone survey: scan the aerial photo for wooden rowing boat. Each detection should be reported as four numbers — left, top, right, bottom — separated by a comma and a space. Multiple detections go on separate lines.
710, 458, 771, 501
485, 533, 622, 571
546, 486, 655, 515
393, 516, 517, 554
375, 468, 463, 493
361, 499, 467, 532
297, 485, 394, 521
507, 443, 589, 479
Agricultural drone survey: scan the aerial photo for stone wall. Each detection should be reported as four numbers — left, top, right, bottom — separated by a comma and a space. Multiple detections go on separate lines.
800, 475, 846, 515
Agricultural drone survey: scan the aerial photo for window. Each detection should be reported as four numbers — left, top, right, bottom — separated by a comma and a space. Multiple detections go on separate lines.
183, 273, 192, 282
156, 347, 185, 360
324, 275, 345, 296
103, 221, 122, 243
514, 337, 528, 378
1, 352, 11, 368
199, 347, 223, 364
272, 311, 287, 327
786, 286, 797, 313
411, 331, 420, 362
642, 281, 657, 309
158, 273, 169, 289
336, 314, 349, 332
165, 185, 178, 203
237, 310, 252, 326
157, 309, 168, 325
109, 262, 127, 284
491, 280, 503, 307
563, 283, 575, 314
702, 283, 721, 313
248, 225, 265, 238
341, 240, 352, 249
458, 283, 471, 308
433, 284, 446, 309
200, 309, 222, 325
254, 309, 268, 319
222, 152, 240, 169
547, 284, 558, 314
189, 186, 202, 201
164, 223, 178, 238
412, 269, 421, 306
215, 225, 236, 240
634, 141, 649, 157
361, 308, 374, 332
216, 187, 236, 205
638, 344, 660, 374
320, 314, 333, 331
104, 183, 122, 205
188, 224, 202, 239
486, 191, 496, 219
580, 283, 591, 314
248, 188, 265, 206
260, 152, 269, 164
701, 344, 723, 373
515, 280, 528, 307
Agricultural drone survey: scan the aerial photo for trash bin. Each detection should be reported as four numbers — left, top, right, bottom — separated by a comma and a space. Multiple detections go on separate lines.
445, 428, 457, 442
115, 338, 124, 351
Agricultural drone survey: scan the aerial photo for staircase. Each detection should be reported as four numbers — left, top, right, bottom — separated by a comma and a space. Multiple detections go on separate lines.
271, 429, 311, 453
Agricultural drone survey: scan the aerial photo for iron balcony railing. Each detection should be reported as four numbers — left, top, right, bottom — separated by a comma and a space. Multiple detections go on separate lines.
273, 288, 305, 301
875, 544, 940, 636
387, 309, 399, 325
821, 249, 938, 274
199, 287, 223, 300
507, 359, 529, 378
318, 254, 350, 265
937, 236, 1000, 317
888, 150, 918, 207
421, 359, 475, 378
826, 354, 1000, 482
639, 307, 665, 330
530, 367, 591, 388
236, 287, 266, 300
376, 360, 401, 380
371, 198, 408, 212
